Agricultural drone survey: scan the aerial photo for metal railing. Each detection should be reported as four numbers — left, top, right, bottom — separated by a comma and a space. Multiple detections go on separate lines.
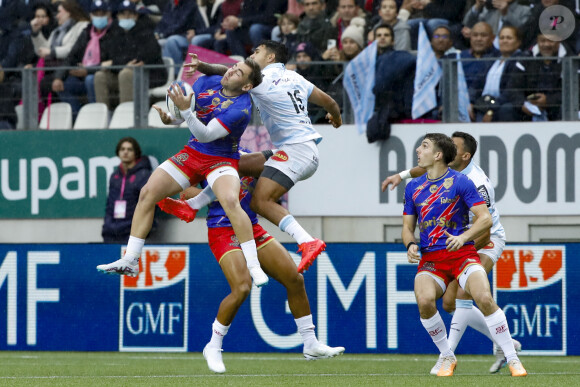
2, 56, 579, 130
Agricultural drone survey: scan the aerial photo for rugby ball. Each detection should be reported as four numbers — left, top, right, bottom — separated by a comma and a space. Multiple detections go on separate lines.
166, 80, 195, 120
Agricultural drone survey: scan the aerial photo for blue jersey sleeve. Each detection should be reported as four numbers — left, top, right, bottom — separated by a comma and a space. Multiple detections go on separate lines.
458, 175, 486, 209
403, 182, 417, 216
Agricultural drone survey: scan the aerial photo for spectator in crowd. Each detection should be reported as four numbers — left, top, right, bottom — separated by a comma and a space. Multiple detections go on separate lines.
523, 33, 568, 121
471, 25, 526, 122
102, 137, 155, 244
322, 16, 366, 113
369, 0, 411, 51
210, 0, 243, 54
398, 0, 465, 49
331, 0, 369, 50
323, 16, 365, 61
189, 0, 226, 50
431, 24, 456, 59
51, 0, 121, 118
127, 0, 168, 23
462, 0, 531, 47
31, 0, 90, 107
94, 0, 166, 111
371, 23, 416, 139
221, 0, 287, 57
420, 24, 457, 120
155, 0, 205, 75
461, 21, 499, 98
289, 41, 331, 123
273, 13, 300, 54
519, 0, 576, 53
296, 0, 337, 55
0, 0, 38, 129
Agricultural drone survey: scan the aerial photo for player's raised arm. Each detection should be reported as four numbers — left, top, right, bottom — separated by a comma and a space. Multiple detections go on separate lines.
308, 86, 342, 128
381, 166, 428, 192
184, 53, 229, 77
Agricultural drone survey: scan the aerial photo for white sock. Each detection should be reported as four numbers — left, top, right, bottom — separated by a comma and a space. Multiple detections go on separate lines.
278, 215, 314, 244
240, 239, 260, 268
295, 315, 318, 350
124, 236, 145, 264
466, 305, 495, 342
421, 311, 453, 357
448, 299, 471, 352
186, 186, 215, 210
208, 318, 230, 349
485, 309, 517, 362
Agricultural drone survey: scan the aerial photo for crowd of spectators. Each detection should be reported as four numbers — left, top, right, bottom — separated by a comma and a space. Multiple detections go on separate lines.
1, 0, 579, 129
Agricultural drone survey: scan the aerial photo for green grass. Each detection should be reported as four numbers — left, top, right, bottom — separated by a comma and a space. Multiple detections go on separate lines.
0, 352, 578, 386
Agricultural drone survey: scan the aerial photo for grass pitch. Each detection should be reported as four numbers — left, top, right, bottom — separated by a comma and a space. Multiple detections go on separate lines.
0, 352, 578, 386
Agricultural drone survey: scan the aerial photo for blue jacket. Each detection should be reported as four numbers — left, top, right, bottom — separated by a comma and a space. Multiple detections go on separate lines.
155, 0, 205, 39
102, 156, 152, 243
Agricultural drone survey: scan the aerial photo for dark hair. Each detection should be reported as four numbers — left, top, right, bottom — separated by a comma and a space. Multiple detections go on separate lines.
278, 13, 299, 28
451, 131, 477, 158
243, 58, 263, 87
424, 133, 456, 165
499, 25, 521, 42
374, 23, 394, 37
60, 0, 90, 22
116, 137, 141, 159
259, 40, 289, 64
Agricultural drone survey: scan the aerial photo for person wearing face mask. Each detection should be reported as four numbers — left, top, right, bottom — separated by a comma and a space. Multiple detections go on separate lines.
51, 0, 123, 119
94, 0, 166, 112
31, 0, 90, 107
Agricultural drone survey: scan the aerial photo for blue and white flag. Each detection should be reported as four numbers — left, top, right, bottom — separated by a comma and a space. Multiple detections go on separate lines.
343, 40, 377, 134
456, 52, 471, 122
412, 23, 442, 119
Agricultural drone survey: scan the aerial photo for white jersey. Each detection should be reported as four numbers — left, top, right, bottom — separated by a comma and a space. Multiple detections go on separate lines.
250, 63, 322, 148
462, 161, 506, 241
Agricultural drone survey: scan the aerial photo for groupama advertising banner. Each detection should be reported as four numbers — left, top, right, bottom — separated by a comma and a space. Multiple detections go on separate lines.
0, 243, 577, 355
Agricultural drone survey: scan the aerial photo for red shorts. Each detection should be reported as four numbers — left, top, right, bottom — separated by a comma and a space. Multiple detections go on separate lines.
417, 245, 482, 288
208, 223, 274, 263
168, 146, 239, 187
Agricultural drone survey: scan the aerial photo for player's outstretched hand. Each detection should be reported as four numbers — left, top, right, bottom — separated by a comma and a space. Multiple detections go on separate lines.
168, 83, 193, 111
407, 244, 420, 264
444, 231, 466, 252
152, 105, 173, 125
381, 174, 402, 192
183, 53, 200, 77
326, 113, 342, 128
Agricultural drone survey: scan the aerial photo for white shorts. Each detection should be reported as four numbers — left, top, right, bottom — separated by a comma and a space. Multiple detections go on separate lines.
263, 140, 319, 185
477, 235, 506, 264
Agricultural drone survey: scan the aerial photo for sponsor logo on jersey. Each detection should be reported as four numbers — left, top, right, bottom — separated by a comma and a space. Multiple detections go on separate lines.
443, 177, 454, 189
477, 185, 491, 207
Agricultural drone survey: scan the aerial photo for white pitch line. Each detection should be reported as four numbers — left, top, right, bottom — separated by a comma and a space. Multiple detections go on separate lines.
1, 371, 580, 380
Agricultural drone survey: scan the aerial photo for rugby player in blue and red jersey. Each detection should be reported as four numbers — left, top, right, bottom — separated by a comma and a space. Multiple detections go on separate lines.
162, 151, 344, 373
402, 133, 526, 377
97, 59, 270, 287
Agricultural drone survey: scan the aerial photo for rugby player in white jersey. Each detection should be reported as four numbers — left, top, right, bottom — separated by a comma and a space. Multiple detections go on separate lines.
166, 40, 342, 274
382, 131, 521, 374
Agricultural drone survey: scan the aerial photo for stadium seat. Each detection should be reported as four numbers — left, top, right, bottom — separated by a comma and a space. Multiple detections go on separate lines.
15, 104, 24, 130
148, 101, 167, 128
109, 102, 134, 129
149, 57, 175, 99
73, 103, 109, 130
39, 102, 73, 130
